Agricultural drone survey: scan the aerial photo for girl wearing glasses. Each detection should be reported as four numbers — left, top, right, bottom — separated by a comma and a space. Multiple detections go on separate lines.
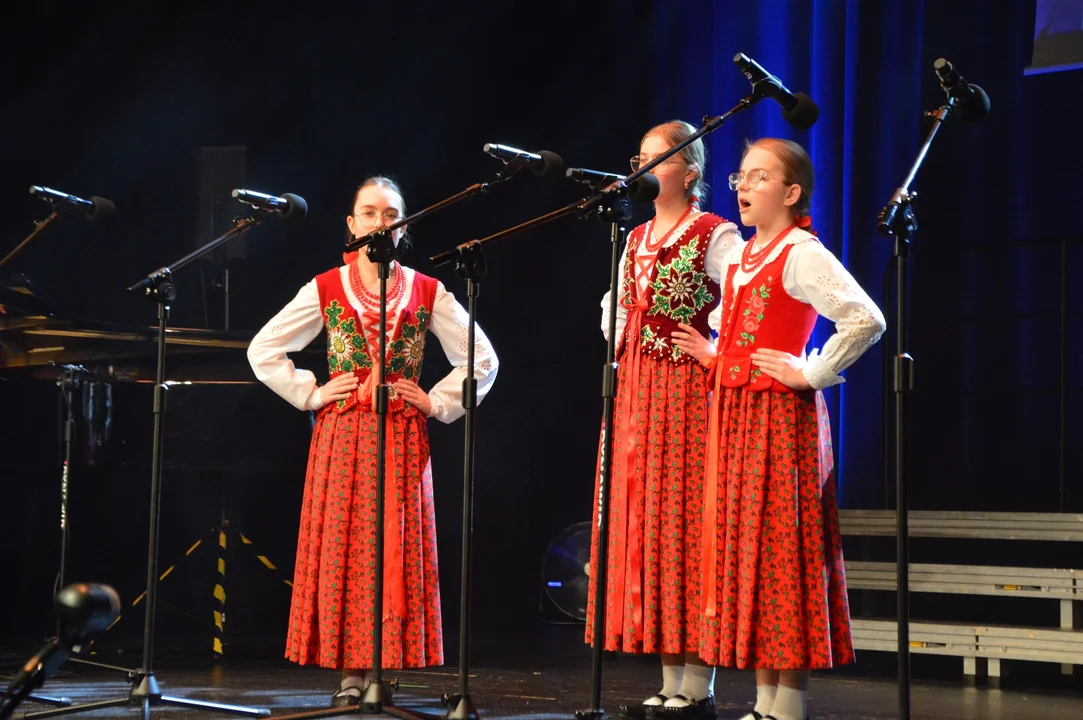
248, 176, 499, 706
585, 120, 743, 718
698, 139, 884, 720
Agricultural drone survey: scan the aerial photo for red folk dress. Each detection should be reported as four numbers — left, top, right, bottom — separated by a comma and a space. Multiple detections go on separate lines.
248, 262, 498, 670
697, 227, 884, 670
585, 211, 740, 655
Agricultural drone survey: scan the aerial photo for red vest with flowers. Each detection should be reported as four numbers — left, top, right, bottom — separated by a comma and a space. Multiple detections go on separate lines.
716, 241, 818, 393
315, 266, 438, 413
619, 213, 724, 365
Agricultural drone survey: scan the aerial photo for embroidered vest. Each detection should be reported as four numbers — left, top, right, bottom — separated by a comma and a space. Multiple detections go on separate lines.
717, 242, 818, 393
315, 266, 438, 412
619, 213, 724, 365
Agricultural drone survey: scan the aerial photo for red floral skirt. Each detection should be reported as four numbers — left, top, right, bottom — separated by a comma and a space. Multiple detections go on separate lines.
285, 405, 443, 669
697, 386, 853, 670
585, 352, 710, 654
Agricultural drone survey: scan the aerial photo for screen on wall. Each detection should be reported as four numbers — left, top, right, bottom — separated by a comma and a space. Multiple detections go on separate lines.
1026, 0, 1083, 74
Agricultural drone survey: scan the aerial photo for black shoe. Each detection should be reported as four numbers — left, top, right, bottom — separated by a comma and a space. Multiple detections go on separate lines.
330, 688, 362, 708
655, 695, 716, 719
618, 695, 668, 719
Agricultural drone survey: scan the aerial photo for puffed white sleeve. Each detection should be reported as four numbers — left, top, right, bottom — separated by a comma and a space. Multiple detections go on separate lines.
247, 279, 327, 411
424, 280, 499, 424
705, 222, 744, 334
600, 240, 631, 344
784, 241, 887, 390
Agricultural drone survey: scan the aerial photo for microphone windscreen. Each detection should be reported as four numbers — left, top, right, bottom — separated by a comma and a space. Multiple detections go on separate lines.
534, 150, 565, 180
628, 173, 660, 204
280, 193, 308, 220
958, 84, 991, 122
781, 92, 819, 130
55, 583, 121, 639
88, 196, 116, 223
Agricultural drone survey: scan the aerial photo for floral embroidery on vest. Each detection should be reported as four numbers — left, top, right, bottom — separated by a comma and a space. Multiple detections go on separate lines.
647, 237, 715, 324
388, 306, 430, 380
325, 300, 372, 373
735, 284, 771, 348
619, 244, 636, 308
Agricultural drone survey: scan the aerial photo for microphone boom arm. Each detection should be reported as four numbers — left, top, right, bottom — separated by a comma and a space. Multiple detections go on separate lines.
344, 165, 528, 254
127, 215, 267, 294
429, 93, 761, 268
0, 211, 60, 271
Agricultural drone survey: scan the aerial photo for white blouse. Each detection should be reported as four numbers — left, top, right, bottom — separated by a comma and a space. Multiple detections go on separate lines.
712, 228, 886, 391
600, 214, 744, 343
247, 265, 498, 424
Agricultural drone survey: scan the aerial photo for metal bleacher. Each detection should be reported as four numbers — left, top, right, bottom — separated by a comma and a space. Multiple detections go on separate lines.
840, 509, 1083, 684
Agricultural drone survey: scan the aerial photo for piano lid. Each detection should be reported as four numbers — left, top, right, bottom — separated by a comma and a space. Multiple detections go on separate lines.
0, 314, 262, 382
0, 274, 321, 383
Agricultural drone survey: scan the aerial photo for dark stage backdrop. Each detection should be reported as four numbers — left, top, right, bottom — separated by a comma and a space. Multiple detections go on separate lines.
1, 0, 1080, 664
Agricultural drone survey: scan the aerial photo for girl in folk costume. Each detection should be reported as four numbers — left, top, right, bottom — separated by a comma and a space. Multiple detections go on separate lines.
585, 120, 743, 718
247, 176, 499, 706
698, 139, 885, 720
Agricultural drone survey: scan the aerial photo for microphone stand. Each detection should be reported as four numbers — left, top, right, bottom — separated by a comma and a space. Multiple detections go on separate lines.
0, 205, 93, 712
876, 92, 962, 720
428, 93, 761, 720
19, 215, 274, 720
274, 169, 528, 720
0, 212, 60, 271
426, 182, 644, 720
0, 364, 85, 713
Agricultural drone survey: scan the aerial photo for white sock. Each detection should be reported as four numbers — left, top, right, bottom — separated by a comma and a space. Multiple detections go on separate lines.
653, 662, 683, 702
754, 684, 777, 716
340, 674, 366, 695
769, 685, 807, 720
665, 662, 714, 705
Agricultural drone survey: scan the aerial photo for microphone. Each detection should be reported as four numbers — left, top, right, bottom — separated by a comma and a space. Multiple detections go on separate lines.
29, 186, 116, 223
231, 189, 308, 219
732, 54, 819, 130
934, 58, 990, 122
566, 167, 660, 204
483, 143, 565, 179
1, 584, 119, 716
55, 582, 121, 640
566, 167, 624, 186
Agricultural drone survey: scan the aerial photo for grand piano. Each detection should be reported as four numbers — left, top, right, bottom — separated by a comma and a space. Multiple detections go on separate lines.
0, 273, 319, 467
1, 273, 260, 384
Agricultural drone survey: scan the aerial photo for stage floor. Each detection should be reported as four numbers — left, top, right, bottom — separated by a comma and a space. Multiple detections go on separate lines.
4, 624, 1082, 720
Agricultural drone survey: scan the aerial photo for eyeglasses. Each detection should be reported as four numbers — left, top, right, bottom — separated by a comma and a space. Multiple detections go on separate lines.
354, 208, 402, 228
728, 170, 779, 191
630, 155, 685, 173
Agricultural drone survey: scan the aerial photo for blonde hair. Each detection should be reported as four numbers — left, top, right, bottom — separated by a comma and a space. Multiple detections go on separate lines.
641, 120, 708, 204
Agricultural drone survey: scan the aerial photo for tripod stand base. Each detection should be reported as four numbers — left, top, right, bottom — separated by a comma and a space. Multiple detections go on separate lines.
13, 672, 269, 720
17, 697, 70, 709
441, 694, 477, 720
574, 710, 605, 720
271, 678, 444, 720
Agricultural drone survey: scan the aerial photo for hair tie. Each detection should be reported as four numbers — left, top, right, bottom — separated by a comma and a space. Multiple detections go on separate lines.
795, 214, 818, 236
